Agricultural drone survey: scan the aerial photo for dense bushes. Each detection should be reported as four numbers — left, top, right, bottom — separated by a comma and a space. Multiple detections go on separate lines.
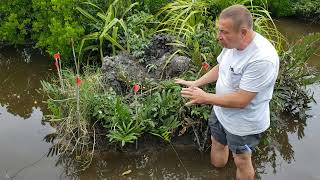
253, 0, 320, 22
293, 0, 320, 23
0, 0, 85, 60
0, 0, 33, 44
262, 0, 295, 17
141, 0, 173, 14
1, 0, 319, 65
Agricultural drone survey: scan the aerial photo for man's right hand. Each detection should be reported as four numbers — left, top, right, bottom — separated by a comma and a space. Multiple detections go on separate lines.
175, 79, 197, 87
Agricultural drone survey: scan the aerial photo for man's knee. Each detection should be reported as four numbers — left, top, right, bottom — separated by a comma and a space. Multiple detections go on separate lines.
233, 154, 253, 170
211, 137, 229, 168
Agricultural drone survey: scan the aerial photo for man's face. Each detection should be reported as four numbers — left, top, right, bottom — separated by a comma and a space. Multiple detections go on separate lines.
217, 18, 242, 49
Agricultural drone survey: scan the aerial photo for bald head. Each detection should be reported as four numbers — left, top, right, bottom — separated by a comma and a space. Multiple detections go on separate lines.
219, 5, 253, 31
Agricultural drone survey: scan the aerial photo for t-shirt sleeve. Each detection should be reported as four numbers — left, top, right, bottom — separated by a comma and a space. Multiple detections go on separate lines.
239, 60, 276, 92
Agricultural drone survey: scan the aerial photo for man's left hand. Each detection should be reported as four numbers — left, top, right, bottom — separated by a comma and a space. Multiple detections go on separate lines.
181, 87, 208, 106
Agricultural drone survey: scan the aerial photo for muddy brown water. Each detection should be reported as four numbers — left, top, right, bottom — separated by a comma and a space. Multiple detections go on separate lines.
0, 18, 319, 180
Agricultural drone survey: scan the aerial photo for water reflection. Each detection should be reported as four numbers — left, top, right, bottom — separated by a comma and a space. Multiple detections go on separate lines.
0, 46, 51, 118
274, 18, 320, 68
67, 146, 237, 180
52, 111, 308, 180
0, 46, 65, 180
254, 114, 307, 177
0, 103, 64, 180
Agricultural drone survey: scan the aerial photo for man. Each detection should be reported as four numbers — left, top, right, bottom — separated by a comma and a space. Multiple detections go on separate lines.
175, 5, 279, 180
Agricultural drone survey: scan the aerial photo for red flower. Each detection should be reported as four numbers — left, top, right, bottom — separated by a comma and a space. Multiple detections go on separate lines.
54, 52, 60, 61
76, 76, 82, 87
202, 62, 209, 71
133, 84, 140, 93
54, 60, 59, 70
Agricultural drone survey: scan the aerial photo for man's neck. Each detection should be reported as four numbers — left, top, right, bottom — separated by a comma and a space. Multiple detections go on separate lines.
237, 31, 255, 51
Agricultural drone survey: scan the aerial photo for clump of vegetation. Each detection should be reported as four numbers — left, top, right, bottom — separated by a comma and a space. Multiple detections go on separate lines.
42, 52, 185, 167
125, 11, 158, 59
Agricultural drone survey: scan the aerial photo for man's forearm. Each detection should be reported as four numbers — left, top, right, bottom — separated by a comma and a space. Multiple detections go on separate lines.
203, 90, 256, 108
194, 64, 219, 87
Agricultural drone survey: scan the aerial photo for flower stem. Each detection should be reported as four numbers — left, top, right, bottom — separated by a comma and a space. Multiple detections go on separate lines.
195, 67, 203, 79
71, 39, 81, 136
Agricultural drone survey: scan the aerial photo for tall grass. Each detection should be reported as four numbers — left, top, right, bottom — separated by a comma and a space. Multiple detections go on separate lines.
42, 68, 103, 169
77, 0, 138, 62
155, 0, 220, 70
248, 2, 285, 52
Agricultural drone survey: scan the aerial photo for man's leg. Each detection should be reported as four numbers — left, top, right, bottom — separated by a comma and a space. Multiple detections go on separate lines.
210, 136, 229, 168
226, 132, 261, 180
233, 153, 254, 180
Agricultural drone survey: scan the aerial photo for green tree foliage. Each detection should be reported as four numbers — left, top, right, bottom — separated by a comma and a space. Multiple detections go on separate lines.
266, 0, 294, 17
125, 11, 158, 59
0, 0, 85, 61
32, 0, 85, 59
0, 0, 32, 44
293, 0, 320, 23
253, 0, 320, 19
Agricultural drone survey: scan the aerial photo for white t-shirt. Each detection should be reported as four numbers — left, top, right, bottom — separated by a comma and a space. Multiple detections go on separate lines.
213, 32, 279, 136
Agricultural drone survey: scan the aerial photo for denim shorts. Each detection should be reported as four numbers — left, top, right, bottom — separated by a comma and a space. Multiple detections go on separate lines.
208, 110, 262, 154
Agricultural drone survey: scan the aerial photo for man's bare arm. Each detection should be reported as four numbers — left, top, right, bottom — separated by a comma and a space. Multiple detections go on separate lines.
194, 64, 219, 87
181, 87, 257, 108
204, 90, 256, 108
175, 64, 219, 87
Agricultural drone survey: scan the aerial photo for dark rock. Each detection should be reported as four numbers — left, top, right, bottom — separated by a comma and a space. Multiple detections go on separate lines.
142, 33, 190, 79
165, 55, 191, 78
101, 52, 149, 94
101, 34, 191, 94
144, 33, 175, 60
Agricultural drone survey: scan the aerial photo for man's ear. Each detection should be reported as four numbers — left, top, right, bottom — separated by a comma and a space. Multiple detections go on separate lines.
240, 28, 248, 38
